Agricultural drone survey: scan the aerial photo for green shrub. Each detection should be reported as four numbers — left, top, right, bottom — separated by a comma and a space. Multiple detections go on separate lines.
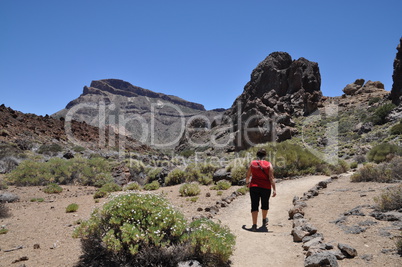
73, 193, 189, 265
349, 162, 358, 169
0, 228, 8, 235
30, 198, 44, 202
390, 123, 402, 135
66, 203, 79, 213
94, 182, 122, 199
123, 182, 142, 191
231, 164, 248, 185
37, 143, 63, 155
72, 146, 86, 153
43, 183, 63, 194
330, 159, 350, 174
236, 186, 249, 195
368, 97, 381, 105
165, 168, 186, 186
143, 180, 160, 191
6, 156, 112, 186
0, 179, 8, 190
374, 184, 402, 211
211, 180, 231, 190
198, 174, 213, 185
189, 218, 236, 266
179, 183, 201, 197
145, 167, 163, 183
369, 102, 396, 125
73, 193, 235, 267
367, 143, 402, 163
217, 190, 223, 196
350, 163, 392, 183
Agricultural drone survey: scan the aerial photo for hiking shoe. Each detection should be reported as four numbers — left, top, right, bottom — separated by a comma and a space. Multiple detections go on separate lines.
251, 224, 257, 232
262, 218, 269, 226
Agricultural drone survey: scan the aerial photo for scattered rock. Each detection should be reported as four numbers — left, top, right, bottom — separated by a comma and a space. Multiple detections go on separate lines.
289, 206, 305, 219
292, 227, 309, 242
33, 244, 40, 249
0, 192, 20, 203
177, 260, 202, 267
343, 225, 366, 234
302, 237, 324, 251
213, 169, 231, 183
338, 243, 358, 258
360, 254, 373, 262
370, 211, 402, 221
304, 252, 338, 267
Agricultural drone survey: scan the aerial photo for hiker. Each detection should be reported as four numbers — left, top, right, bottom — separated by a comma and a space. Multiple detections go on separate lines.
245, 148, 276, 231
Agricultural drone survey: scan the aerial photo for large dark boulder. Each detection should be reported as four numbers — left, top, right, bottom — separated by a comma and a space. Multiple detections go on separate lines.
390, 38, 402, 105
222, 52, 322, 150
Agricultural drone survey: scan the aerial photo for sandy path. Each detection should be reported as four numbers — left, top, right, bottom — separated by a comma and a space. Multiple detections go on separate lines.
214, 175, 329, 267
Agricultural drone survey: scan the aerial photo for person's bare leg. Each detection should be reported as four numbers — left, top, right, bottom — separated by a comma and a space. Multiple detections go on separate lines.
262, 209, 268, 219
252, 211, 258, 225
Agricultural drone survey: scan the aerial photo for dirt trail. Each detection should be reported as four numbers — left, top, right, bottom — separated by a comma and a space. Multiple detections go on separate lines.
214, 175, 329, 267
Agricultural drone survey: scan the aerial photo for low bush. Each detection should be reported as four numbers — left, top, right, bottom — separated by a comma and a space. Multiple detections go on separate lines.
66, 203, 79, 213
349, 162, 358, 169
146, 167, 163, 183
6, 156, 112, 186
230, 164, 248, 185
73, 193, 235, 267
367, 143, 402, 163
43, 183, 63, 194
123, 182, 142, 191
350, 163, 392, 183
37, 143, 63, 156
329, 159, 350, 174
369, 102, 396, 125
198, 174, 213, 185
236, 186, 249, 195
374, 184, 402, 211
179, 183, 201, 197
30, 198, 44, 202
72, 146, 86, 153
211, 180, 231, 190
94, 182, 121, 199
189, 218, 235, 266
390, 123, 402, 135
0, 228, 8, 235
165, 168, 186, 186
143, 180, 160, 191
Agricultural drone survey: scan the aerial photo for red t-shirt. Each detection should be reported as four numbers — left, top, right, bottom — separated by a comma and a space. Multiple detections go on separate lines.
249, 160, 271, 189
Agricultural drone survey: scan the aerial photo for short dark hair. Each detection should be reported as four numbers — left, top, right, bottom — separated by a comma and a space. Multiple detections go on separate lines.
256, 148, 267, 159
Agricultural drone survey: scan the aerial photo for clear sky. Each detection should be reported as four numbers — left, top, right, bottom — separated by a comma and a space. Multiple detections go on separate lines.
1, 0, 401, 116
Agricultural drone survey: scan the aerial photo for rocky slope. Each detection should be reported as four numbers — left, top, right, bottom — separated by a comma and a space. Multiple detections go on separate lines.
53, 79, 224, 149
0, 104, 149, 169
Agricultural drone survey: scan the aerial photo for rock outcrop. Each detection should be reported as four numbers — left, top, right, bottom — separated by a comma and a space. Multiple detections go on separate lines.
343, 79, 385, 96
390, 38, 402, 105
221, 52, 323, 150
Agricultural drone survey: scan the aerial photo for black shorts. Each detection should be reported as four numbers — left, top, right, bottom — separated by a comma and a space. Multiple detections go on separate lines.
249, 187, 271, 212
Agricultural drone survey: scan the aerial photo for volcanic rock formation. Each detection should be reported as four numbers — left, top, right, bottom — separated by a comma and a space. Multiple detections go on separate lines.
390, 38, 402, 105
222, 51, 323, 150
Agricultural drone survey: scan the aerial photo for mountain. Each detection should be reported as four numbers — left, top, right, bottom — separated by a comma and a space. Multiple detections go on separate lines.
53, 79, 225, 149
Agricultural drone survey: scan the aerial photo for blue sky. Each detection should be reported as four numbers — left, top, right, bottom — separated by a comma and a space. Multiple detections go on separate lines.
1, 0, 401, 116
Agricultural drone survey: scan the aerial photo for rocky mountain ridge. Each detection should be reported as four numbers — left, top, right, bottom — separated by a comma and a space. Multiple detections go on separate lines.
53, 79, 224, 149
